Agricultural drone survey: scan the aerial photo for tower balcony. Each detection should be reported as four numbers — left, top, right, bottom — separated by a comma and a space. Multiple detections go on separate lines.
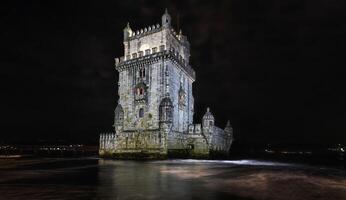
115, 50, 195, 80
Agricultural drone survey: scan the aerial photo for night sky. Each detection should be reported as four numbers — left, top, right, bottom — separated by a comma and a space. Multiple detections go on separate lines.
2, 0, 346, 145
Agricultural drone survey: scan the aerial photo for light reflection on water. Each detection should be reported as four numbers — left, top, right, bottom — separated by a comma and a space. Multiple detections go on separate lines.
1, 158, 346, 200
156, 159, 294, 166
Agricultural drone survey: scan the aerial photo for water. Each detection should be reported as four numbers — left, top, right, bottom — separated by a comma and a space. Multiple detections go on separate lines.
1, 158, 346, 200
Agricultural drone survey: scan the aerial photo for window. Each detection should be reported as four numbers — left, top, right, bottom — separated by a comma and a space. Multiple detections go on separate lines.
132, 53, 137, 59
166, 107, 172, 119
139, 88, 144, 95
145, 49, 150, 55
209, 121, 213, 126
137, 87, 144, 95
139, 68, 145, 78
139, 108, 144, 118
178, 85, 186, 108
138, 51, 143, 57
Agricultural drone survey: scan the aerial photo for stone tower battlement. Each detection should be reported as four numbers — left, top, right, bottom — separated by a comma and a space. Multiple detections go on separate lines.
119, 9, 191, 67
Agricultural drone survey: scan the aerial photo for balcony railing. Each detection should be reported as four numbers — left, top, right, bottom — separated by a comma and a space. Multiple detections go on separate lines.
115, 50, 195, 79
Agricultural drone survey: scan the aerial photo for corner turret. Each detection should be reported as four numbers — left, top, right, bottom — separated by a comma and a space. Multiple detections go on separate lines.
202, 107, 215, 129
224, 120, 233, 137
224, 120, 234, 151
161, 8, 171, 28
123, 22, 132, 40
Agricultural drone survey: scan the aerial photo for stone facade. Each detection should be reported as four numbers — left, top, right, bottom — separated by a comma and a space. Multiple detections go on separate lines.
99, 9, 233, 159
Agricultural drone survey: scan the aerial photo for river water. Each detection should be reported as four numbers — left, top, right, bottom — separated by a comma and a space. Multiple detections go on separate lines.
1, 158, 346, 200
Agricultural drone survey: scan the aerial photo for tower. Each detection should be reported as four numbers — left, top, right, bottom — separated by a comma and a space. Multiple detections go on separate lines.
114, 9, 194, 133
100, 9, 233, 159
109, 9, 195, 158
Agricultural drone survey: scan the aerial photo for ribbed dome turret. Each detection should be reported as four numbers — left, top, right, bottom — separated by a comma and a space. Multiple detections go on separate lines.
203, 107, 214, 120
202, 107, 214, 128
224, 120, 232, 132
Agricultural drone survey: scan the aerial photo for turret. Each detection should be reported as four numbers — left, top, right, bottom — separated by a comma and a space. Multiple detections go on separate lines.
224, 120, 233, 138
224, 120, 234, 151
202, 107, 214, 130
202, 107, 214, 145
161, 8, 171, 28
123, 22, 132, 40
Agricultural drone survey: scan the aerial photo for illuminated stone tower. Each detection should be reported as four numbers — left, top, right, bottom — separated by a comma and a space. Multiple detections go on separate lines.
117, 8, 194, 136
99, 9, 233, 159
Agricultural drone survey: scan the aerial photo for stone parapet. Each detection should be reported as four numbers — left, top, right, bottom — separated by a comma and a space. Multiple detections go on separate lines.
115, 50, 195, 80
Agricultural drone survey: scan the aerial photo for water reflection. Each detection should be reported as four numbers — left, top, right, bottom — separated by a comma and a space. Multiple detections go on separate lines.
157, 159, 294, 166
97, 159, 204, 199
1, 158, 346, 200
96, 159, 346, 200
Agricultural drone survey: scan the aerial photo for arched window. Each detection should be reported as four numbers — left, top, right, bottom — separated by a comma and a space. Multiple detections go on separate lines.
140, 88, 144, 95
139, 108, 144, 118
137, 87, 144, 95
134, 83, 147, 101
159, 97, 173, 123
166, 107, 172, 119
